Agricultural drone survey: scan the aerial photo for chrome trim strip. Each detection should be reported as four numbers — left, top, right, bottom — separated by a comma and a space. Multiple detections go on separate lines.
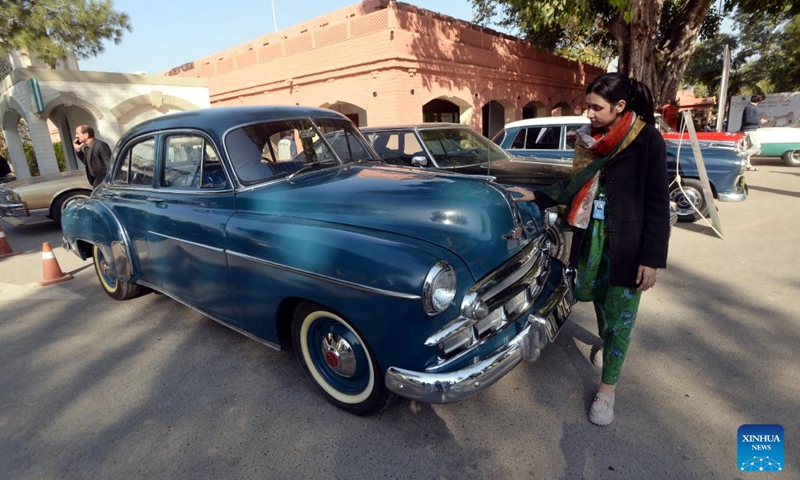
147, 231, 225, 253
385, 315, 548, 403
136, 280, 282, 351
226, 250, 421, 301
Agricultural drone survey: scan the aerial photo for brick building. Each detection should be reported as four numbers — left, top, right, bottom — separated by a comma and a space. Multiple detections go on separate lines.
165, 0, 603, 139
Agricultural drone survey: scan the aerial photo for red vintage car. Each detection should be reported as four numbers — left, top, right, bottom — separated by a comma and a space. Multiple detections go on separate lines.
656, 114, 749, 152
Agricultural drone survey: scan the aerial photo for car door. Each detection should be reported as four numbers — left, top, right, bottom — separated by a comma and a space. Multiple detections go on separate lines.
144, 132, 237, 324
99, 136, 159, 283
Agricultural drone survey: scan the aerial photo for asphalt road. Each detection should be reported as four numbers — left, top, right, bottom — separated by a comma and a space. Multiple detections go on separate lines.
1, 156, 798, 480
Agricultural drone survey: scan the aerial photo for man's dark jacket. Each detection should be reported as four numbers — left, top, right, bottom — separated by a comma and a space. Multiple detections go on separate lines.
740, 103, 760, 132
76, 138, 112, 187
536, 124, 670, 288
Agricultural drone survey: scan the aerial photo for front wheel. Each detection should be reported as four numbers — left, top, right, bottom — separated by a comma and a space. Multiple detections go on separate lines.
93, 245, 145, 300
669, 178, 708, 223
782, 150, 800, 167
292, 302, 395, 415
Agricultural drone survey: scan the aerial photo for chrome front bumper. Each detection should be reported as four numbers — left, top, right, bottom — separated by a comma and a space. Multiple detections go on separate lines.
385, 286, 571, 404
0, 202, 28, 217
718, 176, 748, 202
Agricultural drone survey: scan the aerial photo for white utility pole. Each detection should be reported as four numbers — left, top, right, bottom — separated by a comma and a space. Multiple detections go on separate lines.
716, 45, 731, 132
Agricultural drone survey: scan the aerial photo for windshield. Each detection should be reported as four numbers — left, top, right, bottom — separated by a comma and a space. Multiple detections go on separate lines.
419, 127, 510, 168
225, 117, 373, 185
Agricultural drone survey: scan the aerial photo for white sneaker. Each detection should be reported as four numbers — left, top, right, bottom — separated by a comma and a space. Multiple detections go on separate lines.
589, 392, 615, 426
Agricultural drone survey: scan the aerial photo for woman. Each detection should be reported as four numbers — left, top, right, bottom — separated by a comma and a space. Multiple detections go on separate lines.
509, 72, 670, 425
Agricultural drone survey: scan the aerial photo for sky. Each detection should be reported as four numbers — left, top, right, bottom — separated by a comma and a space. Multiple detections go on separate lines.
80, 0, 487, 74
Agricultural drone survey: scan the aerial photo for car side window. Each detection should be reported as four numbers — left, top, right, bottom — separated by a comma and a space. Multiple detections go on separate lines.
369, 132, 424, 166
162, 135, 227, 189
565, 125, 580, 150
113, 138, 155, 186
523, 127, 560, 149
511, 129, 527, 149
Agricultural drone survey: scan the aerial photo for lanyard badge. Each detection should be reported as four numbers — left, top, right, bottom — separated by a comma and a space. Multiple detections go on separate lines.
592, 194, 606, 220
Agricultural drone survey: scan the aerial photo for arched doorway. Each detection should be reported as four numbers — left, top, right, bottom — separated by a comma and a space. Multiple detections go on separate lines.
423, 99, 460, 123
551, 101, 571, 116
522, 101, 545, 119
49, 105, 97, 171
320, 101, 367, 127
482, 100, 506, 139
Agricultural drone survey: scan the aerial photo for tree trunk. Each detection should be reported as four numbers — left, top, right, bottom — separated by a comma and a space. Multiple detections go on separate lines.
609, 0, 713, 108
654, 0, 715, 108
629, 0, 663, 99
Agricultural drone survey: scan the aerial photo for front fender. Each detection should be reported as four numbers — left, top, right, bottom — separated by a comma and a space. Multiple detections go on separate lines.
61, 198, 134, 281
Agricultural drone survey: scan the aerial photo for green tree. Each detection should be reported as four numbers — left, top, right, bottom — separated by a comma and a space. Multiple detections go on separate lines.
0, 0, 131, 67
685, 8, 800, 97
470, 0, 800, 106
471, 0, 721, 107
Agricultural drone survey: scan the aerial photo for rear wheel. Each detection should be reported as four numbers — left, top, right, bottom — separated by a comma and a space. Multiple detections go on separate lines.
93, 245, 145, 300
669, 178, 707, 223
782, 150, 800, 167
291, 301, 395, 415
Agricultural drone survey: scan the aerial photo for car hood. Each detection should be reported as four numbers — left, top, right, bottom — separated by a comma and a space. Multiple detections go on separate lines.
447, 157, 569, 185
2, 170, 87, 189
234, 164, 530, 280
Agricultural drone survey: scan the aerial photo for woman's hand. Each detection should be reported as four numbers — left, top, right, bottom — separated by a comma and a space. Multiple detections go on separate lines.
636, 265, 658, 292
507, 186, 536, 202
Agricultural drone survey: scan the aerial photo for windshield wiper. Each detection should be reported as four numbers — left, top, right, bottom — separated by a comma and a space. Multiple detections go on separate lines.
287, 159, 339, 182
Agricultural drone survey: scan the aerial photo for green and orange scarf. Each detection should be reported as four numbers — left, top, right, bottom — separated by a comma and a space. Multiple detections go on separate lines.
537, 111, 645, 228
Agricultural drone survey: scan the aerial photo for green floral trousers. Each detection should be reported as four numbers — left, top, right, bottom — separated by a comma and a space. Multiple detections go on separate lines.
574, 216, 642, 385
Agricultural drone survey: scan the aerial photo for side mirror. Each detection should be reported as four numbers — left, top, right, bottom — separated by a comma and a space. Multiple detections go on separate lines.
411, 155, 428, 167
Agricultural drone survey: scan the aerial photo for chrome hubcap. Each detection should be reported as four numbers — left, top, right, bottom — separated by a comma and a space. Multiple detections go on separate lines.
321, 333, 357, 377
671, 188, 701, 214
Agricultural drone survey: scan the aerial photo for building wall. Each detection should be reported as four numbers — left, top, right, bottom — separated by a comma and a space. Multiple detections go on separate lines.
165, 0, 603, 132
1, 68, 209, 178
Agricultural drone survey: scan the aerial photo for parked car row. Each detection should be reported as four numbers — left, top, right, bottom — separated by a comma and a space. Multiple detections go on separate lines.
7, 106, 747, 415
59, 106, 576, 415
492, 116, 748, 222
361, 122, 677, 225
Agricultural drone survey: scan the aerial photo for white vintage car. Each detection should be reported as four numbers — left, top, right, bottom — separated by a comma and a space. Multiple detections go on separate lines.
754, 119, 800, 166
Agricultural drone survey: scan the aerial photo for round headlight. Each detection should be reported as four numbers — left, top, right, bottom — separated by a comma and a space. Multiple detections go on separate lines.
423, 261, 457, 315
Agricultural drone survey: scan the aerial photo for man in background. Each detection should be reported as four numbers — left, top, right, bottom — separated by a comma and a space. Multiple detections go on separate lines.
73, 124, 112, 186
739, 94, 767, 171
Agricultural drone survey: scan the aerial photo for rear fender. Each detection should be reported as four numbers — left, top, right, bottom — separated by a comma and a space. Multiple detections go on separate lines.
62, 199, 135, 281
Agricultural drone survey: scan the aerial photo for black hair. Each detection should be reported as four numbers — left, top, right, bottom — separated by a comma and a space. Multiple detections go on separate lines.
750, 94, 764, 103
586, 72, 656, 126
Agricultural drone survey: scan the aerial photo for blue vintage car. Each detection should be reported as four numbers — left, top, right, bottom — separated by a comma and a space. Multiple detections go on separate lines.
493, 116, 748, 222
61, 106, 574, 415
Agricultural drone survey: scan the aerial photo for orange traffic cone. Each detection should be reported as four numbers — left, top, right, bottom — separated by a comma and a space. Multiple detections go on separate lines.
0, 225, 20, 258
37, 241, 73, 286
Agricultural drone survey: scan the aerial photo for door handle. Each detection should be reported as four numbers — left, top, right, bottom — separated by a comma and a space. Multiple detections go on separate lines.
145, 197, 164, 203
